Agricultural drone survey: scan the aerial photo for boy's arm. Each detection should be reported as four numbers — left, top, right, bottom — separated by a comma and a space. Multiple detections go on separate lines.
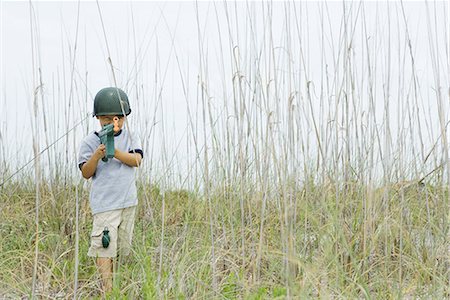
81, 144, 106, 179
114, 149, 142, 167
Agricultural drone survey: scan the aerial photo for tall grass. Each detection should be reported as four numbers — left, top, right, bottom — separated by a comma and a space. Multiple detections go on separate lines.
1, 1, 449, 298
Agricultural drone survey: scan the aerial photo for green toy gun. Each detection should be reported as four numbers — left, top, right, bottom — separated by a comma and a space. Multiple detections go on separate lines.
98, 123, 115, 162
97, 116, 119, 162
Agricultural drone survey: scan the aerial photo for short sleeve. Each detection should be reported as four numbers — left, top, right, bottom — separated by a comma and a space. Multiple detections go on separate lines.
78, 134, 98, 169
128, 131, 143, 158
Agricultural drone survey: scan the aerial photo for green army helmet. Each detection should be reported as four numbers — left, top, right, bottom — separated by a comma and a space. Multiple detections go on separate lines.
93, 87, 131, 116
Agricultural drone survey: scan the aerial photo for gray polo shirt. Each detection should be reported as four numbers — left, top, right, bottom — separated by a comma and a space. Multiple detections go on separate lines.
78, 128, 143, 214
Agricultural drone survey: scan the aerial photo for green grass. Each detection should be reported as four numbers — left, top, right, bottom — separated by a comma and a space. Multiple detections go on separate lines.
1, 179, 448, 299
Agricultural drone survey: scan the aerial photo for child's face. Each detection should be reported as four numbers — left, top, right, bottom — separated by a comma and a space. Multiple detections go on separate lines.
97, 115, 125, 132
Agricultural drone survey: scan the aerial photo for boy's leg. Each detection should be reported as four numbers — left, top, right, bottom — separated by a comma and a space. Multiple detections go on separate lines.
88, 209, 121, 293
97, 257, 113, 293
89, 206, 136, 293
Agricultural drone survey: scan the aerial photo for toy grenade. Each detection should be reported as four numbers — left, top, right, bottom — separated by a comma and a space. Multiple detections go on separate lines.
102, 227, 110, 248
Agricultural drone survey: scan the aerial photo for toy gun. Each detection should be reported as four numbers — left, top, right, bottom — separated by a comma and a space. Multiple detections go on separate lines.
98, 117, 120, 162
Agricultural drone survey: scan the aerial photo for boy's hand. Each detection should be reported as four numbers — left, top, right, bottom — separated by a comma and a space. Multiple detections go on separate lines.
93, 144, 106, 161
81, 144, 106, 179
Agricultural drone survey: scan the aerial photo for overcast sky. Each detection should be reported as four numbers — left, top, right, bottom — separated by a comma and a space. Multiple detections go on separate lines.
1, 1, 449, 183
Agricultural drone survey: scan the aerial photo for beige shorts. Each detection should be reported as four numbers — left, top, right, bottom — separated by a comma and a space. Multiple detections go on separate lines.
88, 206, 137, 258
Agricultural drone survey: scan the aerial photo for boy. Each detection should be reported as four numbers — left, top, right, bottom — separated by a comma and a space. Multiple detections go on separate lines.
78, 87, 143, 293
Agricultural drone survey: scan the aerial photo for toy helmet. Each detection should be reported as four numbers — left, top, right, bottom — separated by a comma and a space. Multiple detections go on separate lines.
93, 87, 131, 116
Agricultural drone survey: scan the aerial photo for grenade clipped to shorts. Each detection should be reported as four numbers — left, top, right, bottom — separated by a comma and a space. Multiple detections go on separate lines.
102, 227, 110, 248
87, 206, 137, 258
